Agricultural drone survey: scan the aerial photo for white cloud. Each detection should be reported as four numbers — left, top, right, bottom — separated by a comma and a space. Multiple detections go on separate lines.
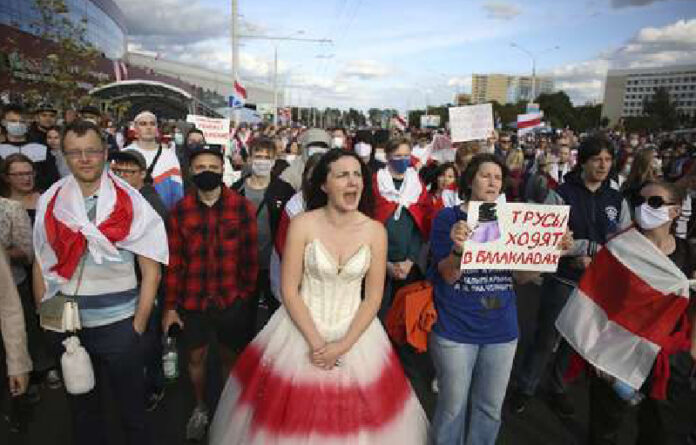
546, 18, 696, 104
482, 1, 522, 20
447, 76, 473, 91
339, 59, 392, 80
611, 0, 672, 8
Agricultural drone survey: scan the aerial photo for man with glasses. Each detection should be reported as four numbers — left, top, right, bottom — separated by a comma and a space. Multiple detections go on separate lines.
110, 149, 168, 220
125, 111, 184, 210
496, 133, 513, 160
0, 104, 60, 191
32, 120, 168, 445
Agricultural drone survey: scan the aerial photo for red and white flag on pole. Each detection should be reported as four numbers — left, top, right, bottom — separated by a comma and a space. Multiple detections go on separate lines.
556, 227, 694, 397
517, 112, 543, 137
392, 114, 407, 131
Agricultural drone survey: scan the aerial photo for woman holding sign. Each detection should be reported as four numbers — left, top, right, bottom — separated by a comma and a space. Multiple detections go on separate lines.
427, 153, 571, 445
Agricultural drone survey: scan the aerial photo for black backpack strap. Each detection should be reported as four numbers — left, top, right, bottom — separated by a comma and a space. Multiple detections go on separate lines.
145, 145, 163, 184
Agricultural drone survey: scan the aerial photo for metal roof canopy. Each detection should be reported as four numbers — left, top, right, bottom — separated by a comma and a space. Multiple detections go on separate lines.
89, 80, 222, 120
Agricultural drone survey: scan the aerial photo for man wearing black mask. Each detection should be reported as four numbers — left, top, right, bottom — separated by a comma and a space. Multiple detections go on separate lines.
162, 144, 258, 441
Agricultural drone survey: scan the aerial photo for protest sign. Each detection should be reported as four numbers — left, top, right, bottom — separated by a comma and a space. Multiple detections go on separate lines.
461, 202, 570, 272
449, 104, 494, 143
186, 115, 231, 151
420, 115, 441, 129
526, 103, 540, 114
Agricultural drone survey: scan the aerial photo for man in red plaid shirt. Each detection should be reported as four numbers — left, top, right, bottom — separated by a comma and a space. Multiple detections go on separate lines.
162, 144, 258, 441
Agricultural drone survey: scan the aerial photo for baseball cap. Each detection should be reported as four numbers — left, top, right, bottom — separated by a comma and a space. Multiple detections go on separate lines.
298, 128, 331, 149
35, 102, 57, 113
79, 105, 101, 116
109, 149, 147, 170
188, 144, 224, 162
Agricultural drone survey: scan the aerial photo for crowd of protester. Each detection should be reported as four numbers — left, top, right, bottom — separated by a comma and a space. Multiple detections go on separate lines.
1, 100, 696, 445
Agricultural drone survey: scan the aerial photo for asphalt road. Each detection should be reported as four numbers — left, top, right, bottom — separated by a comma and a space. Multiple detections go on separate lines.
1, 282, 639, 445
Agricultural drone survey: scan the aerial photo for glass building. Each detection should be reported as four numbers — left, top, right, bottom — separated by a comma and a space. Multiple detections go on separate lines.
0, 0, 127, 59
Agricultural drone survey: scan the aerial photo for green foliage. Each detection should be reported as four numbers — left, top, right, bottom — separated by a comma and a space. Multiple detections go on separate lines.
18, 0, 102, 106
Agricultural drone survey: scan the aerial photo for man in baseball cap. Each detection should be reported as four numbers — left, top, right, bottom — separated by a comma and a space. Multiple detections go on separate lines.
27, 102, 57, 145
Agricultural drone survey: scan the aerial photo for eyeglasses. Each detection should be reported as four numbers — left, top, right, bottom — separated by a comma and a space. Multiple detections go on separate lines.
112, 168, 141, 176
632, 195, 677, 209
63, 149, 104, 160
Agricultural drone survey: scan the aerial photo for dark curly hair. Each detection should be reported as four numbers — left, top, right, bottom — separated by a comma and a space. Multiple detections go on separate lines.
306, 149, 374, 217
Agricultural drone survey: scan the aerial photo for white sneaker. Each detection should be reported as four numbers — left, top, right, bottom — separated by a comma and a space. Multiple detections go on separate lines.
186, 405, 209, 442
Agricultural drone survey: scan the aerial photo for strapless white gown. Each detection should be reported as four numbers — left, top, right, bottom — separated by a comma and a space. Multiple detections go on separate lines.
209, 239, 428, 444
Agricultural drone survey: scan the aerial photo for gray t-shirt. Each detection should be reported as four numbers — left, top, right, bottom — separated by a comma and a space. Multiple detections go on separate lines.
244, 184, 272, 270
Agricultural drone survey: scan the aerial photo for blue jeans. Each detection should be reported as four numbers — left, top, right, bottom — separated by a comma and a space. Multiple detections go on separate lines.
429, 332, 517, 445
516, 277, 574, 396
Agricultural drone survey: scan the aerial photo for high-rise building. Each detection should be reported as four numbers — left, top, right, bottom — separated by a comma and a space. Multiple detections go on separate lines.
601, 64, 696, 126
471, 74, 554, 104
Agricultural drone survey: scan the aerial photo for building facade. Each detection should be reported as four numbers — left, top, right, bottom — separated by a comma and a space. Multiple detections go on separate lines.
125, 51, 277, 109
471, 74, 554, 104
0, 0, 127, 59
601, 64, 696, 126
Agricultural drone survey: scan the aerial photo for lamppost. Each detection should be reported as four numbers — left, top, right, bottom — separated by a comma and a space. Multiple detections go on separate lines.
510, 43, 559, 103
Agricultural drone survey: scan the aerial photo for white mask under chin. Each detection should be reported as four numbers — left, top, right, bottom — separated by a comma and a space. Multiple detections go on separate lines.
354, 142, 372, 157
635, 203, 672, 230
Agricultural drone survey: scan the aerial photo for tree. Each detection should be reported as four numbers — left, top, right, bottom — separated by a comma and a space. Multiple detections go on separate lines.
643, 87, 678, 131
536, 92, 576, 129
3, 0, 103, 107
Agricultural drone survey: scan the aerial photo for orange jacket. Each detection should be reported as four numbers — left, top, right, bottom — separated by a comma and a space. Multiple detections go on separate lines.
385, 281, 437, 353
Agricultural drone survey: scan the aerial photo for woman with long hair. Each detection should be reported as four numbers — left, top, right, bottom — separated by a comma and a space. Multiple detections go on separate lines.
427, 162, 459, 212
209, 149, 428, 444
621, 148, 658, 215
1, 153, 41, 223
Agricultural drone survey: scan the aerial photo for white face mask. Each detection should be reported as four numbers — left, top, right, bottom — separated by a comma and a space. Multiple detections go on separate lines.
635, 203, 672, 230
251, 159, 274, 177
354, 142, 372, 157
331, 137, 344, 149
307, 145, 328, 157
174, 133, 184, 145
374, 150, 387, 163
5, 121, 27, 137
284, 154, 298, 163
630, 139, 639, 148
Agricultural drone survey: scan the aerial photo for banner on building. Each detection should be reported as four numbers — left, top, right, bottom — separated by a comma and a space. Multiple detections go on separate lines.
461, 202, 570, 272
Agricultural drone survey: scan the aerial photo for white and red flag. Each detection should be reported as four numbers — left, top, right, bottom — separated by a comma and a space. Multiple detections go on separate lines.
33, 169, 169, 301
556, 227, 695, 398
517, 112, 543, 137
392, 114, 407, 131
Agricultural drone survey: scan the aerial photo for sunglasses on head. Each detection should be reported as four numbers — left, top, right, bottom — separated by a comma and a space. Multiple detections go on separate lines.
632, 195, 677, 209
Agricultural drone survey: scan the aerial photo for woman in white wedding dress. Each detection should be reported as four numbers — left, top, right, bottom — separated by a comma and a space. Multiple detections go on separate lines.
209, 149, 428, 444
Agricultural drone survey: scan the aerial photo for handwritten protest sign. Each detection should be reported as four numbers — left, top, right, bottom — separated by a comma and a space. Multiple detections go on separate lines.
461, 202, 570, 272
449, 104, 494, 143
186, 115, 231, 151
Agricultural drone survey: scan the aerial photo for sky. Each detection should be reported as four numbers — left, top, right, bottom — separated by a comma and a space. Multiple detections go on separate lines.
117, 0, 696, 112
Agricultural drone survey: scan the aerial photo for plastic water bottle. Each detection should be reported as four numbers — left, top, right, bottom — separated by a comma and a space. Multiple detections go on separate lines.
162, 324, 181, 383
612, 378, 644, 406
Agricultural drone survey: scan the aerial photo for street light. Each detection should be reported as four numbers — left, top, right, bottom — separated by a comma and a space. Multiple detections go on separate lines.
510, 43, 559, 102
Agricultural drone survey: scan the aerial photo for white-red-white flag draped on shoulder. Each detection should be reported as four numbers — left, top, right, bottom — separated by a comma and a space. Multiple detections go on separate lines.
34, 169, 169, 301
556, 227, 694, 399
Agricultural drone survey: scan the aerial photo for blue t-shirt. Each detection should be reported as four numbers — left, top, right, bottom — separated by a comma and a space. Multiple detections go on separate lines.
427, 206, 518, 344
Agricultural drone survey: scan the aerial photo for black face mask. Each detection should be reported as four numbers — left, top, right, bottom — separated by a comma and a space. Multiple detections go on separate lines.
192, 171, 222, 191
